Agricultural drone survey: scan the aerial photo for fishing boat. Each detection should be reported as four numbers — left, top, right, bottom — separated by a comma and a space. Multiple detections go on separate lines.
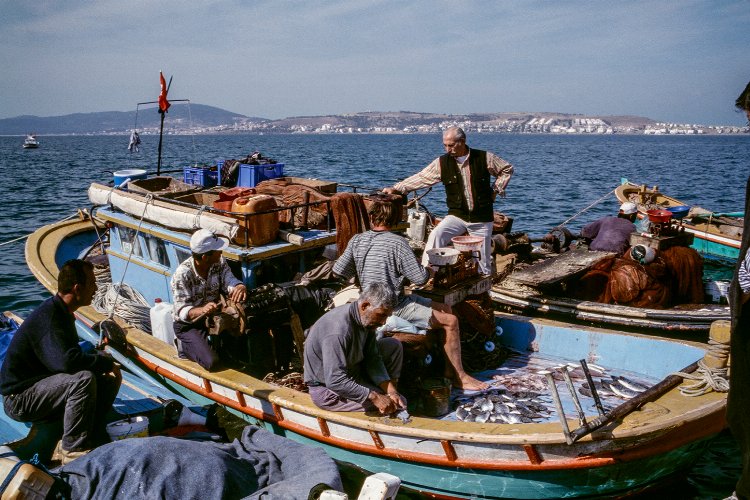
615, 179, 743, 261
22, 134, 39, 149
490, 247, 730, 334
22, 173, 728, 499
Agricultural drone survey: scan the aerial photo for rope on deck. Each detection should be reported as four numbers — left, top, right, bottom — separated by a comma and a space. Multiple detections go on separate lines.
92, 282, 152, 333
671, 339, 730, 396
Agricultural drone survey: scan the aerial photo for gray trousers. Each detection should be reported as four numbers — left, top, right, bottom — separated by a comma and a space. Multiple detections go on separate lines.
308, 337, 403, 412
3, 370, 121, 452
421, 215, 494, 275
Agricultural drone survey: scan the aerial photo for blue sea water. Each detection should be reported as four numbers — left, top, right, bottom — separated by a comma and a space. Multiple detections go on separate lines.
0, 132, 748, 498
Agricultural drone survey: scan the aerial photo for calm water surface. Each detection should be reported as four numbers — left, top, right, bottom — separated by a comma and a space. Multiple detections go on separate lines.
0, 133, 748, 498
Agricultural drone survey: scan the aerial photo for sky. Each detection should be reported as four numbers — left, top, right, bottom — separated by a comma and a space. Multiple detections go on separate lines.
2, 0, 749, 125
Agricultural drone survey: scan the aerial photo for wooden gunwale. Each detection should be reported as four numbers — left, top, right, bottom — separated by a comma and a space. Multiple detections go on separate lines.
25, 217, 727, 473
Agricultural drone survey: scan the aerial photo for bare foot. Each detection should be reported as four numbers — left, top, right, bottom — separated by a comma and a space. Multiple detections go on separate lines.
454, 376, 489, 392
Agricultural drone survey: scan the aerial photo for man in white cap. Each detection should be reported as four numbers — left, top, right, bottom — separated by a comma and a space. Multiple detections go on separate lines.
579, 202, 638, 255
170, 229, 247, 370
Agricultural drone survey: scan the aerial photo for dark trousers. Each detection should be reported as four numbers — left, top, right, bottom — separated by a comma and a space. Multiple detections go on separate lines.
3, 370, 121, 452
174, 320, 220, 371
729, 301, 750, 499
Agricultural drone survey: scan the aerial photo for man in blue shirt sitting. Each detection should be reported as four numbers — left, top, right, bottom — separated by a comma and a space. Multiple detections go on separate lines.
0, 259, 121, 464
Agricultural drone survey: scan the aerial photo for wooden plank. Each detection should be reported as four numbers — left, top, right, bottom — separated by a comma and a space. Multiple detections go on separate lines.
412, 275, 492, 306
510, 249, 614, 287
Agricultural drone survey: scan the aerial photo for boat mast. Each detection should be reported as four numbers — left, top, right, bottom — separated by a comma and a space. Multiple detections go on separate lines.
157, 73, 172, 176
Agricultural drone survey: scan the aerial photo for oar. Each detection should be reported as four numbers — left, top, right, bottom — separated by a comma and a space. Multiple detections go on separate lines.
568, 360, 699, 444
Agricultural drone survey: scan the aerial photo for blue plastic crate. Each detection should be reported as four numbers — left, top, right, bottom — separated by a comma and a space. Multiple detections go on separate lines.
237, 163, 284, 188
183, 166, 218, 188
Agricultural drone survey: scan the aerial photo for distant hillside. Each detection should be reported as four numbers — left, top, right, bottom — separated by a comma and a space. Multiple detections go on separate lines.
0, 104, 258, 135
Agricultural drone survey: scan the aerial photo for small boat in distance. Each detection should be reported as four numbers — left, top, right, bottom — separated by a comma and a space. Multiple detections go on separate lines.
22, 134, 39, 149
615, 179, 743, 261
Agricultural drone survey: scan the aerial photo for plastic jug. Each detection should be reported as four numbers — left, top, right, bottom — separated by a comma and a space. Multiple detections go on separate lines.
150, 299, 175, 346
0, 446, 55, 500
406, 209, 427, 243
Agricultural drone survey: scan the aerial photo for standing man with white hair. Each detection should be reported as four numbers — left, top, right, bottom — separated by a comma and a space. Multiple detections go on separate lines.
383, 126, 514, 275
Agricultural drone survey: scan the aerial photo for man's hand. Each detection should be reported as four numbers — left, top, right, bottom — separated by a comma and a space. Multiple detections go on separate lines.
229, 284, 247, 303
189, 302, 219, 321
387, 391, 407, 411
203, 302, 220, 316
368, 390, 397, 415
382, 187, 400, 195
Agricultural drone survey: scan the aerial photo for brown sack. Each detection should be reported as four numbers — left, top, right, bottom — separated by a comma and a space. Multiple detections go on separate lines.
661, 246, 705, 304
331, 193, 370, 255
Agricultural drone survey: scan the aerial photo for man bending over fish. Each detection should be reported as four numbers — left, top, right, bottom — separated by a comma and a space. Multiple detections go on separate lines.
303, 282, 407, 414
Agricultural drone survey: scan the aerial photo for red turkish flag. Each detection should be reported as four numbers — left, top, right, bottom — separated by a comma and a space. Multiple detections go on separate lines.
158, 71, 170, 113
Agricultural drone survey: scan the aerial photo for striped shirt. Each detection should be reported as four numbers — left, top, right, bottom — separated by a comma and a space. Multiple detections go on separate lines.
171, 257, 242, 321
739, 249, 750, 294
392, 150, 513, 211
333, 230, 429, 298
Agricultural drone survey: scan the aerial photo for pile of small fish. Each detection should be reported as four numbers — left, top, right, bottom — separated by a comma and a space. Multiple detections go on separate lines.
490, 373, 547, 392
579, 375, 649, 400
453, 358, 655, 424
454, 390, 553, 423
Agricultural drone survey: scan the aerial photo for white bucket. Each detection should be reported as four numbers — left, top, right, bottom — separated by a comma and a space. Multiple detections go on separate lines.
106, 416, 149, 441
704, 280, 730, 304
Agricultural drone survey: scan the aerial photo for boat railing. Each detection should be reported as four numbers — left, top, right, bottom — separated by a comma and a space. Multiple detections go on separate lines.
147, 193, 335, 248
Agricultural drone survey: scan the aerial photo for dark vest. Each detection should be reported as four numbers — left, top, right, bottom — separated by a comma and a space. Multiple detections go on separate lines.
439, 148, 494, 222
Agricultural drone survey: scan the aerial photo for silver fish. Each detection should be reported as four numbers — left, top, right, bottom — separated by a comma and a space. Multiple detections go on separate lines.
393, 409, 412, 424
608, 381, 637, 399
494, 403, 510, 414
504, 412, 522, 424
475, 410, 491, 423
456, 406, 469, 421
614, 376, 648, 393
587, 363, 607, 376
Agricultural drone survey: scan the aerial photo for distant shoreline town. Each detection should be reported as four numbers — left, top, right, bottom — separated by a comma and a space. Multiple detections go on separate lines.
196, 116, 748, 136
1, 107, 747, 136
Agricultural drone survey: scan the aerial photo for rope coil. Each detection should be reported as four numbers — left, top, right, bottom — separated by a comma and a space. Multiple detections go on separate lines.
672, 339, 730, 396
92, 283, 152, 333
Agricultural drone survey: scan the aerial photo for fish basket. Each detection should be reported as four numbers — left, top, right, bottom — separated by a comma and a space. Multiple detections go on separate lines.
420, 377, 451, 417
426, 248, 460, 266
183, 166, 219, 188
237, 163, 285, 188
451, 235, 484, 252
